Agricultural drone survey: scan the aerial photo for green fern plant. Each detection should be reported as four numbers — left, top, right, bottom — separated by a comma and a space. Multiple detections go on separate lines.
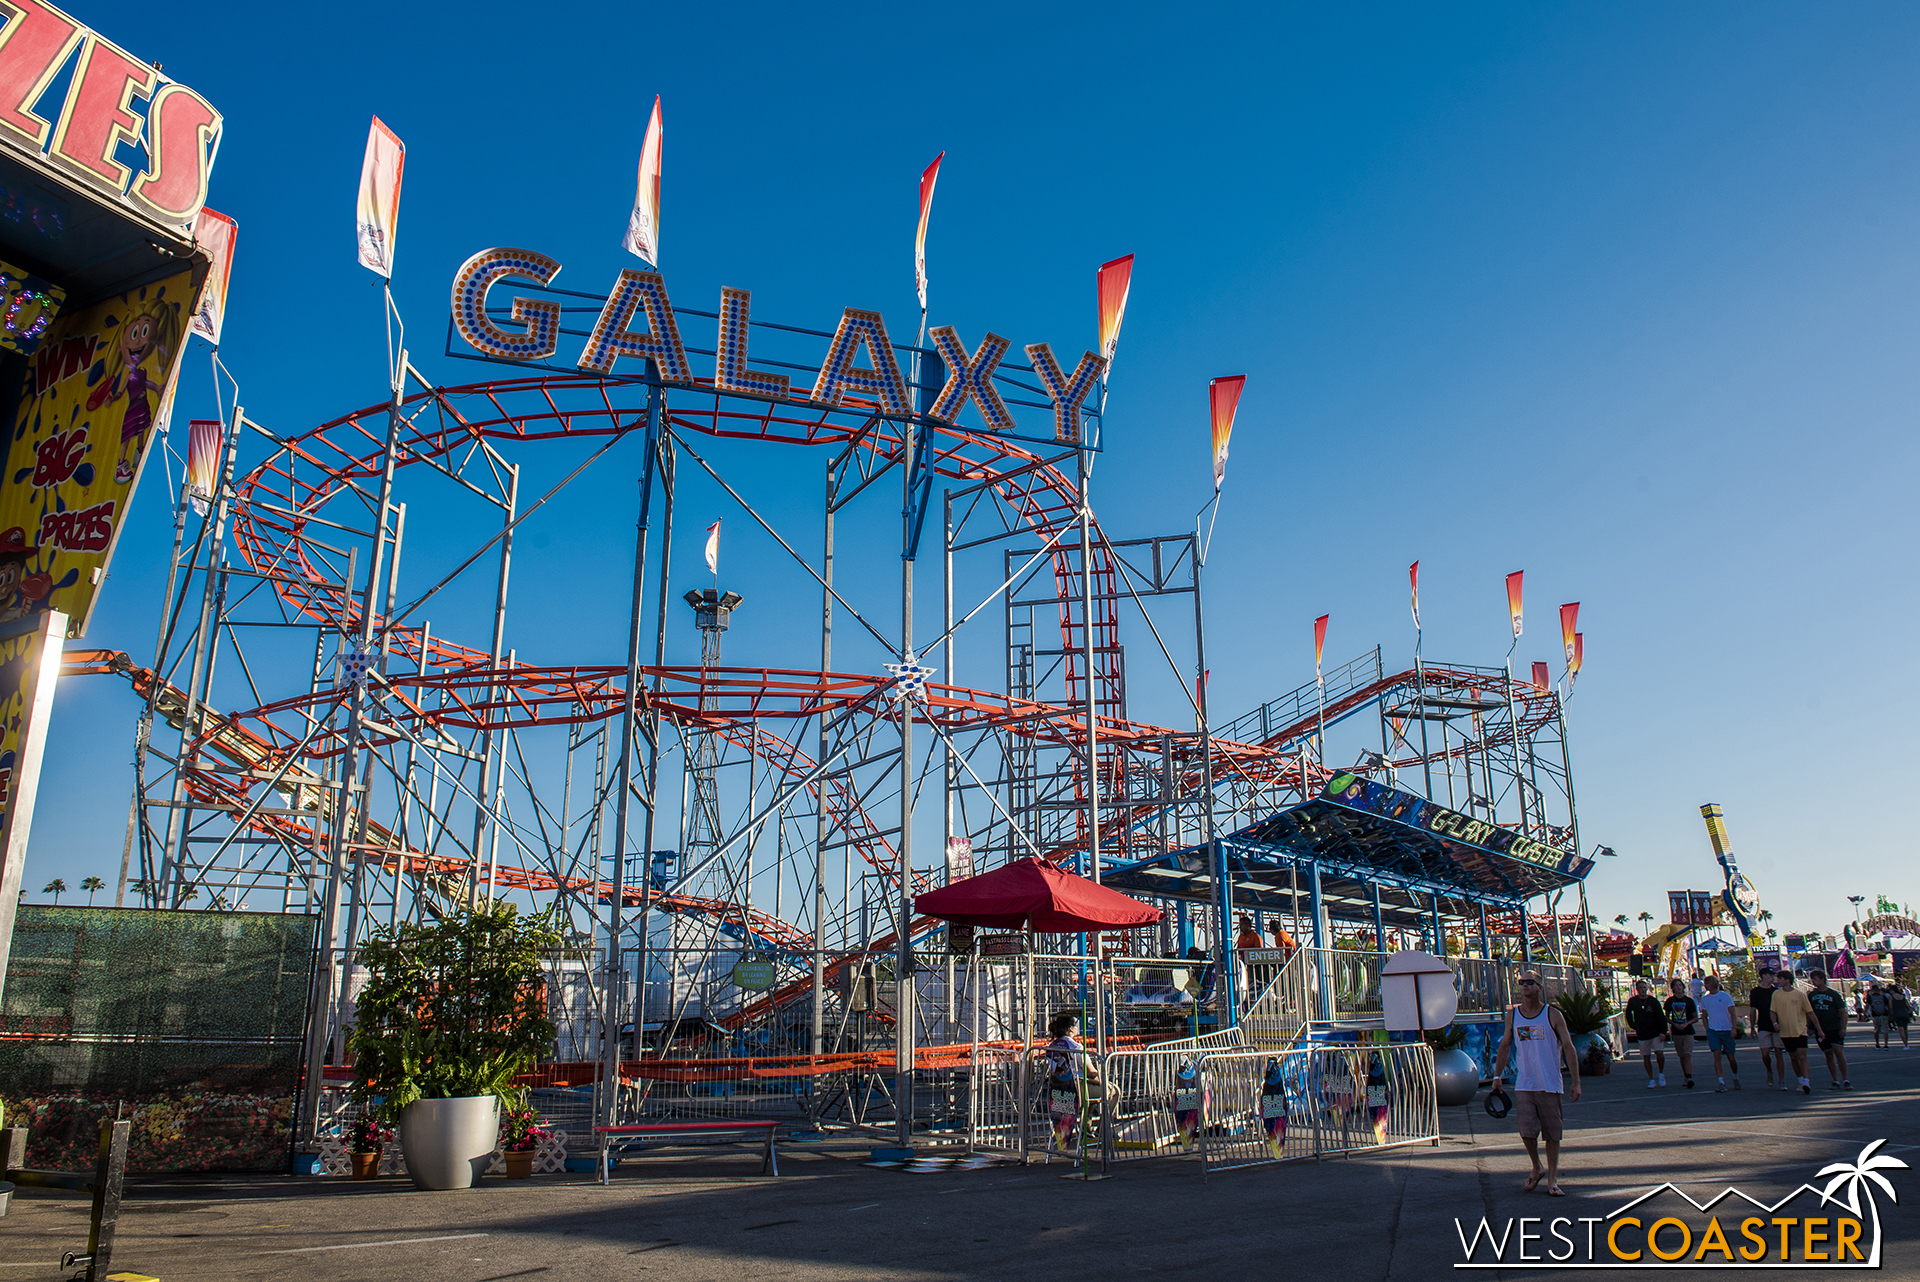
1422, 1024, 1469, 1052
348, 902, 561, 1118
1553, 989, 1615, 1036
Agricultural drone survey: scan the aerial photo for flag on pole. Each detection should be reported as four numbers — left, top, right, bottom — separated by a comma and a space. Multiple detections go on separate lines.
1531, 661, 1551, 691
703, 519, 720, 575
1208, 375, 1245, 490
1314, 614, 1329, 680
355, 117, 404, 278
188, 208, 237, 344
1505, 570, 1524, 639
622, 96, 664, 266
1409, 561, 1420, 630
1569, 633, 1584, 691
1097, 254, 1134, 367
915, 151, 943, 311
1559, 602, 1579, 667
186, 418, 222, 516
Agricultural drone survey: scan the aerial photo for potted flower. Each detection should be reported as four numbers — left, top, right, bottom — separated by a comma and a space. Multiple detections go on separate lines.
348, 1115, 391, 1180
499, 1099, 544, 1179
348, 903, 560, 1190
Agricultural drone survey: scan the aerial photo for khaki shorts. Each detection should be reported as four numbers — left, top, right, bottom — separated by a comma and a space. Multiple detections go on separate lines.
1670, 1032, 1695, 1057
1751, 1030, 1780, 1049
1515, 1090, 1564, 1141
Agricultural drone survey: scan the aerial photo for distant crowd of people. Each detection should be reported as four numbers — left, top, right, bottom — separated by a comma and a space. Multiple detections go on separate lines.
1621, 967, 1911, 1094
1492, 963, 1912, 1199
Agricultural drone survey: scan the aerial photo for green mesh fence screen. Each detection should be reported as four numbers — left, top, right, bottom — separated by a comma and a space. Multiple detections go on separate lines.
0, 906, 317, 1173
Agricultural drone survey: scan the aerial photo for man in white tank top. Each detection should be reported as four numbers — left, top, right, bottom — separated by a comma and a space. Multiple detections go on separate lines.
1492, 970, 1582, 1197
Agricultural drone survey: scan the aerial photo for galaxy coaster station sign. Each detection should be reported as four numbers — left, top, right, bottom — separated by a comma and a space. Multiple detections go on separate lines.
450, 248, 1107, 444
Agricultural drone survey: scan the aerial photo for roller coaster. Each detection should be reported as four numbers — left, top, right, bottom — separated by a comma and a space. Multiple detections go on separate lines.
71, 285, 1581, 1144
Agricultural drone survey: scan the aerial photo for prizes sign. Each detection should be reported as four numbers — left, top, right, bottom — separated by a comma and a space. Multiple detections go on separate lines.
0, 267, 195, 635
0, 0, 222, 232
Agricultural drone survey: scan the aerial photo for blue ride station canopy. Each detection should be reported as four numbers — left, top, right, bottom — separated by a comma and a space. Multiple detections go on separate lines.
1101, 773, 1594, 928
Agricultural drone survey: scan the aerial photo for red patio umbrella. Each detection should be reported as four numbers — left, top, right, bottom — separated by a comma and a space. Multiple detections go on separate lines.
912, 857, 1163, 933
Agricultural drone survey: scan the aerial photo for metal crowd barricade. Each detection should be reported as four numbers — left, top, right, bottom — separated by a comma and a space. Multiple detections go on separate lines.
1194, 1043, 1438, 1176
1075, 1041, 1438, 1179
1098, 1043, 1212, 1165
968, 1043, 1029, 1158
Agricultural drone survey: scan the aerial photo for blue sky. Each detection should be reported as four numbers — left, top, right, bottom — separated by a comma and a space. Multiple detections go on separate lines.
24, 3, 1920, 939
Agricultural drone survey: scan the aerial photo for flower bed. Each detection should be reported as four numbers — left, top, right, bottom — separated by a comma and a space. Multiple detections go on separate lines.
1, 1091, 294, 1172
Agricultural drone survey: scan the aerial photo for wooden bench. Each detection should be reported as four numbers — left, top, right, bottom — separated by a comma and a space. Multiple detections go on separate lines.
593, 1120, 780, 1183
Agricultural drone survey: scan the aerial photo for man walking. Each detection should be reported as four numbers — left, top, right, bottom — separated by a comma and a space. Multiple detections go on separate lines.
1664, 977, 1700, 1089
1772, 969, 1816, 1094
1890, 983, 1912, 1049
1749, 967, 1782, 1087
1493, 970, 1582, 1197
1698, 973, 1740, 1091
1865, 984, 1890, 1049
1624, 980, 1669, 1087
1806, 970, 1851, 1090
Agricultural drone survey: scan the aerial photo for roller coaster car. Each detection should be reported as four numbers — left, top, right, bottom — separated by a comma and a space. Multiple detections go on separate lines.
621, 1018, 734, 1056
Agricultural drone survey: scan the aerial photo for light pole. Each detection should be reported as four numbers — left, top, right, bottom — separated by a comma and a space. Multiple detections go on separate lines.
1848, 896, 1865, 923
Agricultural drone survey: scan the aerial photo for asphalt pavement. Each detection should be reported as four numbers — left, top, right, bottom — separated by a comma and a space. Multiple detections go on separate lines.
0, 1027, 1914, 1281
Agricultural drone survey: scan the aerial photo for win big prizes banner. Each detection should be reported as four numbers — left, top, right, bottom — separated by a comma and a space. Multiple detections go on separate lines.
0, 268, 199, 636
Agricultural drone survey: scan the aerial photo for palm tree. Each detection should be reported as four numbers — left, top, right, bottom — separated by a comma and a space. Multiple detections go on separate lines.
1637, 911, 1653, 932
41, 878, 66, 905
1614, 914, 1629, 928
129, 879, 152, 906
1818, 1139, 1909, 1264
79, 876, 105, 907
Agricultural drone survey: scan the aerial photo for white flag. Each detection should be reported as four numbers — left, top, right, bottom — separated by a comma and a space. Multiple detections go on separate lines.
355, 117, 405, 278
622, 96, 663, 266
703, 519, 720, 575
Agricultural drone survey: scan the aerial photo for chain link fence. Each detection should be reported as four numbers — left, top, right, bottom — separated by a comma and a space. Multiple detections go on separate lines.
0, 906, 317, 1172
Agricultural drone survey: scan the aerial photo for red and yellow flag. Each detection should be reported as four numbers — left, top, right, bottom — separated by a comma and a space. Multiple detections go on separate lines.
355, 117, 405, 278
1097, 254, 1134, 366
622, 96, 664, 266
915, 152, 943, 310
188, 208, 236, 344
1559, 602, 1579, 667
1209, 375, 1245, 490
1505, 570, 1524, 639
186, 417, 222, 516
1409, 561, 1420, 630
1531, 661, 1551, 691
1314, 614, 1329, 677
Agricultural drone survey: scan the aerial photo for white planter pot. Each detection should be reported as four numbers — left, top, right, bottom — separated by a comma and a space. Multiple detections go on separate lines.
398, 1096, 500, 1190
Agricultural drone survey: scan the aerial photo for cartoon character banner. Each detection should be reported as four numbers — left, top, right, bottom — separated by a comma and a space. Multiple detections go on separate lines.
0, 267, 198, 636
